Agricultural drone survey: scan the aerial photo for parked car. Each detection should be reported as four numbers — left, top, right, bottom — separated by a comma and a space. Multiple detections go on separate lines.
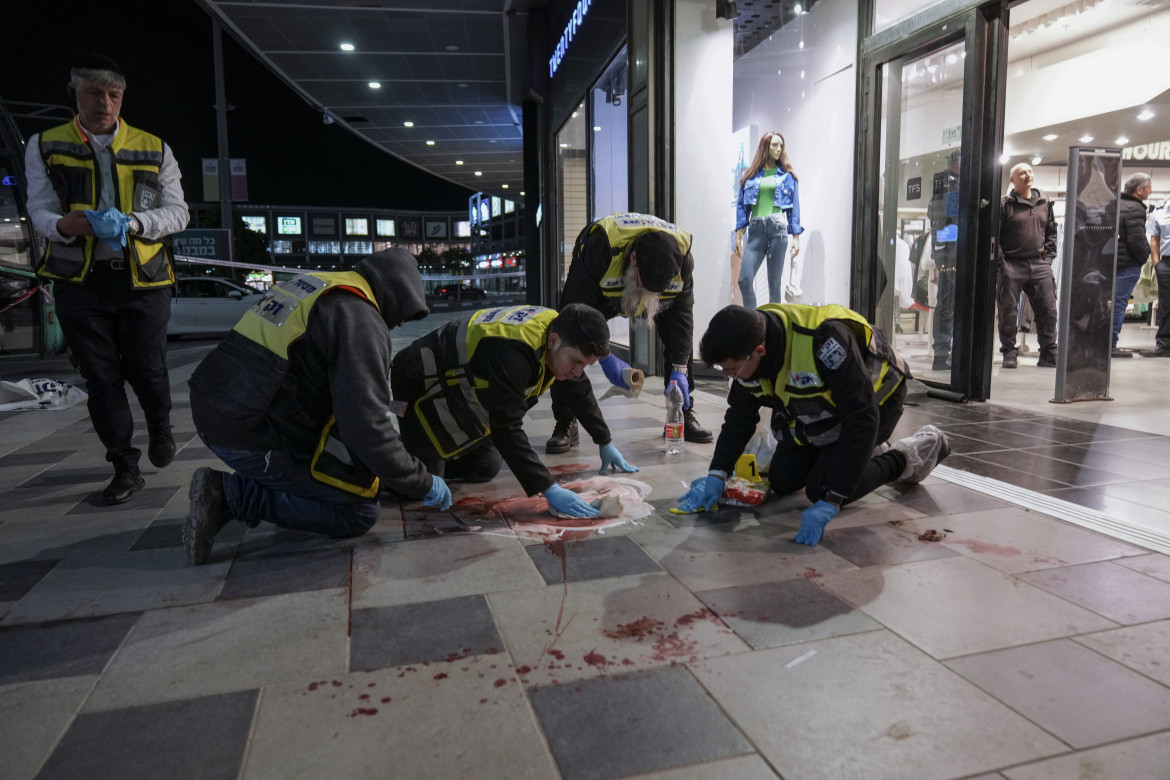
433, 282, 486, 301
169, 276, 265, 336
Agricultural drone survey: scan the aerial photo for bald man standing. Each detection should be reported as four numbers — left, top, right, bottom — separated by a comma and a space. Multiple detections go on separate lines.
996, 163, 1059, 369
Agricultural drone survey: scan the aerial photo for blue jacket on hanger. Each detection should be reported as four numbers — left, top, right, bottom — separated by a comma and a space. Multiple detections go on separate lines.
736, 168, 805, 233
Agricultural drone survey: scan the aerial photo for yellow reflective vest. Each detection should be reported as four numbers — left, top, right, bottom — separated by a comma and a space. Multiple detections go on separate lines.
746, 303, 908, 446
37, 118, 175, 287
580, 213, 691, 301
231, 271, 384, 497
412, 305, 556, 458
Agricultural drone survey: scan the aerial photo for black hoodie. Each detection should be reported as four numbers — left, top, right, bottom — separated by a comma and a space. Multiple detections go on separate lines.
190, 248, 433, 498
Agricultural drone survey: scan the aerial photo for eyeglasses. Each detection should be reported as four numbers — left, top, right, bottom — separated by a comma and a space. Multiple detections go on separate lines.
714, 351, 760, 379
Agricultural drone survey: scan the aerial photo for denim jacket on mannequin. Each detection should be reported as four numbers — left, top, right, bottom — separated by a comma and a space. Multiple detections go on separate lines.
736, 168, 805, 233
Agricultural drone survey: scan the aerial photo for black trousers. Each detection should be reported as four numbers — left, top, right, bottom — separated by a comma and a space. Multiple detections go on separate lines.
1155, 261, 1170, 351
767, 384, 907, 506
551, 312, 695, 424
996, 258, 1058, 359
54, 269, 172, 472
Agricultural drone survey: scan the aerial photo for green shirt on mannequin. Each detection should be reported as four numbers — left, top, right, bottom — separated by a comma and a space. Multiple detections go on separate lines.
751, 167, 783, 219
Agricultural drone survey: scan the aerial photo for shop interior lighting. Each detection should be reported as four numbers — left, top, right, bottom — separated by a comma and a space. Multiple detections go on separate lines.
1078, 134, 1094, 143
1031, 156, 1042, 165
368, 82, 381, 89
426, 140, 435, 145
593, 126, 601, 131
403, 121, 414, 127
339, 43, 355, 51
1139, 109, 1155, 121
1043, 134, 1059, 141
475, 171, 483, 176
999, 153, 1010, 164
456, 160, 464, 165
1116, 136, 1129, 145
502, 184, 509, 189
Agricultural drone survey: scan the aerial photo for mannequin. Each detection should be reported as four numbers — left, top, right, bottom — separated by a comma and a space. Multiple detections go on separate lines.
734, 131, 805, 308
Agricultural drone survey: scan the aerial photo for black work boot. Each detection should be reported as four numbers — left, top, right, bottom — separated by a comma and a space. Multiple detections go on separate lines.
147, 422, 176, 468
102, 466, 144, 505
183, 467, 233, 565
545, 419, 579, 454
683, 408, 714, 443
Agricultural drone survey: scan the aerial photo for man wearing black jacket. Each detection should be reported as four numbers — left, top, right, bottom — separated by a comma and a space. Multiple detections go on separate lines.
546, 212, 713, 453
997, 163, 1059, 368
675, 304, 949, 547
1111, 173, 1153, 357
391, 303, 638, 519
184, 249, 450, 565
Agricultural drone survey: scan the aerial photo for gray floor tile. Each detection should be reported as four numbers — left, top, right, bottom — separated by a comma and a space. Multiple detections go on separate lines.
86, 589, 349, 711
821, 556, 1116, 659
16, 467, 108, 489
874, 481, 1012, 515
0, 450, 75, 467
0, 558, 59, 600
0, 612, 139, 685
525, 535, 662, 584
619, 755, 779, 780
0, 676, 97, 780
690, 631, 1065, 780
350, 594, 504, 672
529, 665, 753, 780
696, 578, 881, 649
67, 485, 182, 515
218, 548, 351, 601
1075, 620, 1170, 687
1114, 552, 1170, 583
946, 639, 1170, 749
1002, 732, 1170, 780
1017, 561, 1170, 625
819, 522, 960, 567
244, 664, 557, 779
39, 689, 258, 780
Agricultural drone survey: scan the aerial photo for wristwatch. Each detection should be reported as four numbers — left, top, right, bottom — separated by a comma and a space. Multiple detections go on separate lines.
822, 490, 848, 508
128, 214, 142, 236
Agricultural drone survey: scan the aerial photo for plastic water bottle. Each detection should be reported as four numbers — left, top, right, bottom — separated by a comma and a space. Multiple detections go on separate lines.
665, 381, 685, 455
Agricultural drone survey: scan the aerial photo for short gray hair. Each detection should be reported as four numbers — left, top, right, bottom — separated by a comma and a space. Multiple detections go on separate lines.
1124, 172, 1151, 195
69, 67, 126, 94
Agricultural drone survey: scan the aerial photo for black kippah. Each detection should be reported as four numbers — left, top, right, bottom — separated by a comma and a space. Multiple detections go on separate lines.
74, 53, 123, 76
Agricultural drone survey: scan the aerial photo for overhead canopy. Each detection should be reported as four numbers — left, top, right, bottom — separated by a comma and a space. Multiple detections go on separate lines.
198, 0, 540, 196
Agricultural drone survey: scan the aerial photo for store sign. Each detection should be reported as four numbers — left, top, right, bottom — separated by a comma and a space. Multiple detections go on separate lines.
548, 0, 592, 79
941, 126, 961, 145
1123, 141, 1170, 161
906, 177, 922, 201
174, 229, 232, 261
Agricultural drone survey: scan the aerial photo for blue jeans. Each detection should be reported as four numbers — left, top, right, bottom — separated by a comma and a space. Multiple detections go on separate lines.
1112, 264, 1142, 348
201, 434, 378, 538
739, 214, 789, 309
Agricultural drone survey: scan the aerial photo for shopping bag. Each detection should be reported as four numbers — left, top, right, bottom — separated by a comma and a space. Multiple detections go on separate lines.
0, 378, 88, 411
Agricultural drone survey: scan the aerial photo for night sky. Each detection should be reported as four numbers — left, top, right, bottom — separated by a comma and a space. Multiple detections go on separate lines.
4, 1, 473, 212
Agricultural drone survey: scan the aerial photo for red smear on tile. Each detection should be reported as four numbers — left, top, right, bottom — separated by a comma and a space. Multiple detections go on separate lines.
801, 567, 823, 579
367, 682, 376, 688
348, 708, 378, 717
358, 694, 370, 701
381, 697, 392, 703
308, 682, 320, 691
331, 681, 343, 687
455, 549, 500, 562
622, 658, 634, 665
651, 632, 698, 661
516, 665, 532, 674
951, 538, 1021, 556
603, 617, 665, 640
494, 679, 508, 688
434, 673, 449, 680
675, 608, 714, 626
480, 698, 488, 704
584, 649, 608, 668
549, 463, 593, 474
549, 649, 565, 660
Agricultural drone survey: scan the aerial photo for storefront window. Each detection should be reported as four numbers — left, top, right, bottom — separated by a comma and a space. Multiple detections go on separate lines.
591, 48, 628, 219
555, 102, 588, 288
873, 0, 948, 35
241, 215, 266, 234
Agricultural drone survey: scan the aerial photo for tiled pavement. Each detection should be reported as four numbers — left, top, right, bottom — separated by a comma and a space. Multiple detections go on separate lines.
2, 321, 1170, 778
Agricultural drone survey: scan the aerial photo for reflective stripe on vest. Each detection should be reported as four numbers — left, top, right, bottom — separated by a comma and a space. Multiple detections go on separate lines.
234, 271, 384, 497
743, 303, 907, 446
37, 118, 174, 288
584, 214, 691, 300
413, 305, 555, 458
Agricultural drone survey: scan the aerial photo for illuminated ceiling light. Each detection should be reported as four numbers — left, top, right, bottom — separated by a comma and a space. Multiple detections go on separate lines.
572, 111, 578, 118
946, 53, 957, 64
339, 43, 355, 51
1078, 134, 1093, 143
1139, 109, 1155, 121
403, 121, 414, 127
559, 143, 569, 148
794, 3, 803, 11
777, 69, 782, 75
1042, 134, 1058, 141
593, 126, 601, 131
800, 70, 805, 79
1031, 156, 1042, 165
1116, 136, 1129, 145
799, 40, 804, 49
475, 171, 483, 176
999, 153, 1010, 164
368, 82, 381, 89
455, 160, 464, 165
426, 140, 435, 146
502, 184, 509, 189
520, 191, 525, 196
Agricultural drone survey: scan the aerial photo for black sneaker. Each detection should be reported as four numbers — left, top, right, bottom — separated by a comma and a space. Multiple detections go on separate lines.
1140, 348, 1170, 357
147, 422, 175, 468
1112, 348, 1133, 358
932, 355, 951, 371
683, 408, 714, 443
183, 467, 232, 565
545, 419, 579, 454
102, 467, 144, 505
1002, 354, 1018, 369
1036, 356, 1057, 368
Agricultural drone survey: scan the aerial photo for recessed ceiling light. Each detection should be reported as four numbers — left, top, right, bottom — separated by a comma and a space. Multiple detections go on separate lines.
403, 121, 414, 127
520, 191, 525, 196
1031, 156, 1042, 165
559, 143, 569, 148
455, 160, 464, 165
1079, 134, 1093, 143
1139, 109, 1155, 121
572, 111, 578, 118
445, 45, 459, 51
340, 43, 355, 51
593, 126, 601, 132
1116, 136, 1129, 145
1042, 134, 1058, 141
502, 184, 509, 189
368, 82, 381, 89
999, 153, 1010, 164
474, 171, 483, 176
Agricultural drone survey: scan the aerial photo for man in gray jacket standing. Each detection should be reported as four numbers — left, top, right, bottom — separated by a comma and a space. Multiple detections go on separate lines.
996, 163, 1059, 368
1110, 173, 1153, 357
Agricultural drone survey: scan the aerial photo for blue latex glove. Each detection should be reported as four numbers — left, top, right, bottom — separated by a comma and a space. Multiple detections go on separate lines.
422, 475, 453, 511
795, 500, 840, 546
675, 475, 725, 513
85, 208, 131, 251
545, 483, 600, 518
598, 354, 631, 389
598, 443, 639, 475
667, 370, 691, 409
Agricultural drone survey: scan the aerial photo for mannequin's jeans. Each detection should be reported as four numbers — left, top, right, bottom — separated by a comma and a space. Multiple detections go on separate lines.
739, 214, 789, 309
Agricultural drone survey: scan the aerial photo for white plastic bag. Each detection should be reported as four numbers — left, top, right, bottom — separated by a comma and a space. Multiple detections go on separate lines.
742, 414, 778, 474
0, 378, 88, 411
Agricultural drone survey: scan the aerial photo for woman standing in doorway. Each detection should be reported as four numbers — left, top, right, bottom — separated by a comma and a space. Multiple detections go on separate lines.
734, 131, 805, 308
